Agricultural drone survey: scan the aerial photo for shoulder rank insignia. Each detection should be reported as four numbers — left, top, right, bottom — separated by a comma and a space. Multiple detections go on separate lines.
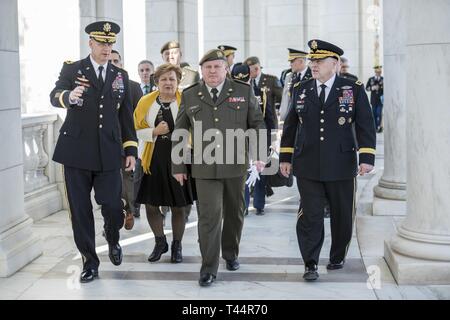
64, 60, 74, 65
293, 82, 301, 88
355, 80, 363, 85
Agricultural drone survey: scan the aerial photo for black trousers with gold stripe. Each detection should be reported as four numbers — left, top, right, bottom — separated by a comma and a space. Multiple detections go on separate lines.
296, 177, 356, 267
64, 166, 123, 270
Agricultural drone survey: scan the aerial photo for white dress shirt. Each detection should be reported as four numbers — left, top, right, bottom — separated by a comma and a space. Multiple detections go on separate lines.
205, 80, 225, 99
316, 73, 336, 103
89, 55, 107, 81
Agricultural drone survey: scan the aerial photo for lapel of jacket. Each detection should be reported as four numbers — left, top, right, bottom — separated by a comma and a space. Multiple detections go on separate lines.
306, 79, 321, 106
81, 56, 99, 90
216, 79, 233, 106
324, 75, 342, 109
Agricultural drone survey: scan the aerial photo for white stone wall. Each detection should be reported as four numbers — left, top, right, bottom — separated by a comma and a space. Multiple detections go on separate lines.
146, 0, 198, 69
203, 0, 246, 66
79, 0, 124, 59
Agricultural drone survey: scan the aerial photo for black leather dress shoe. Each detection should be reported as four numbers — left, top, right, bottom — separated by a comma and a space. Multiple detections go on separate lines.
108, 243, 123, 266
80, 268, 98, 283
326, 261, 344, 270
303, 265, 319, 281
255, 208, 265, 216
226, 259, 240, 271
198, 273, 216, 287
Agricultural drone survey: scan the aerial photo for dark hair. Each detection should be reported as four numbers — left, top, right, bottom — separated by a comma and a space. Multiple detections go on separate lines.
153, 63, 182, 84
111, 50, 121, 60
138, 60, 154, 68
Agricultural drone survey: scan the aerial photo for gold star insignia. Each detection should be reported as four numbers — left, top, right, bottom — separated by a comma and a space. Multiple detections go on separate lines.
311, 40, 318, 50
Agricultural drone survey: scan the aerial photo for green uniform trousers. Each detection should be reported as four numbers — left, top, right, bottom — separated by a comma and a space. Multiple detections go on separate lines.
195, 176, 246, 276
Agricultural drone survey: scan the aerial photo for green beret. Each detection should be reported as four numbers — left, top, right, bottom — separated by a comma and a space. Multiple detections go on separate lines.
199, 49, 227, 65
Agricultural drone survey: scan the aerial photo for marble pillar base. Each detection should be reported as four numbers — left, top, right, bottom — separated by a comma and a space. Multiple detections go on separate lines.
373, 179, 407, 216
0, 217, 42, 277
372, 197, 406, 216
385, 240, 450, 285
373, 180, 406, 201
25, 184, 63, 222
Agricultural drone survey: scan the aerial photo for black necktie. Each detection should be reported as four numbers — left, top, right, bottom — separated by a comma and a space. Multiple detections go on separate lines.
144, 85, 149, 94
252, 79, 258, 92
98, 65, 104, 88
211, 88, 218, 103
319, 84, 327, 105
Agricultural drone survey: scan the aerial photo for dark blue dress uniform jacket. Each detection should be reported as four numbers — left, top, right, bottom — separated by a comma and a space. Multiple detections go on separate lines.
280, 76, 376, 181
50, 56, 137, 171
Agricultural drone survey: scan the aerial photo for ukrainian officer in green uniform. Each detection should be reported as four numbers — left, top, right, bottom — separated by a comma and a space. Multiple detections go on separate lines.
279, 40, 376, 281
50, 21, 138, 283
172, 49, 266, 287
161, 40, 200, 91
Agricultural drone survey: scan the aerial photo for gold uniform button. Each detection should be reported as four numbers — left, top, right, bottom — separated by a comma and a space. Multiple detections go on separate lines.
99, 124, 103, 129
215, 118, 219, 122
214, 107, 218, 111
101, 96, 104, 99
320, 128, 324, 132
321, 110, 324, 114
99, 114, 103, 118
320, 137, 324, 141
63, 131, 67, 135
320, 119, 324, 123
99, 105, 103, 109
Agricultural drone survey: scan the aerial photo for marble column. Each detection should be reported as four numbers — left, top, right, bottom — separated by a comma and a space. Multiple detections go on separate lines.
385, 0, 450, 284
79, 0, 124, 58
201, 0, 247, 65
319, 0, 380, 83
262, 0, 307, 76
372, 0, 407, 216
146, 0, 198, 67
0, 0, 42, 277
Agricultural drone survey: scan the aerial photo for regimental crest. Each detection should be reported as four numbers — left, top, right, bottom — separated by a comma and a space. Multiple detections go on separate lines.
103, 23, 112, 32
311, 40, 318, 51
217, 51, 223, 58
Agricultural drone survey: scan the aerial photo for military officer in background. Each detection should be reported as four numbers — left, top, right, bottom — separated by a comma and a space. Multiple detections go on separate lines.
279, 48, 312, 121
338, 56, 358, 82
218, 45, 241, 74
109, 49, 142, 227
245, 56, 283, 129
161, 40, 200, 90
279, 39, 376, 281
172, 49, 266, 287
50, 21, 137, 283
366, 65, 384, 132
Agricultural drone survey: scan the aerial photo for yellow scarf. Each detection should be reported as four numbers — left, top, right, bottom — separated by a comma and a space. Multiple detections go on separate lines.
134, 90, 182, 174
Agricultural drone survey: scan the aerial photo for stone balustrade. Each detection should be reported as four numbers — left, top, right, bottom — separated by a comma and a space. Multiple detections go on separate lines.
21, 113, 63, 221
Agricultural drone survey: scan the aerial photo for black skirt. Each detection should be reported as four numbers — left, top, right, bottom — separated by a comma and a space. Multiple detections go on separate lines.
136, 105, 193, 207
